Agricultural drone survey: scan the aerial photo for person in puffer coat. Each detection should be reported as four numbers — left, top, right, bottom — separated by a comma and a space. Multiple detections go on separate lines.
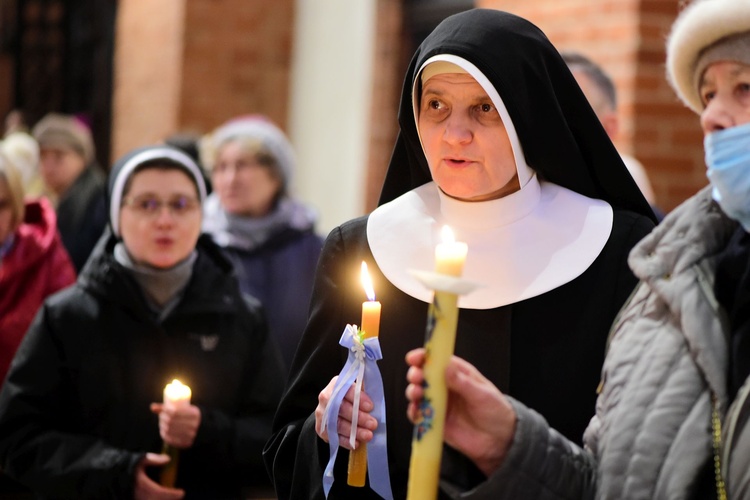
404, 0, 750, 498
0, 152, 75, 385
0, 145, 285, 499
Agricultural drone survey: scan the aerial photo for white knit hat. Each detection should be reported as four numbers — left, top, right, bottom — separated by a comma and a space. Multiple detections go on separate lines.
200, 115, 296, 193
667, 0, 750, 114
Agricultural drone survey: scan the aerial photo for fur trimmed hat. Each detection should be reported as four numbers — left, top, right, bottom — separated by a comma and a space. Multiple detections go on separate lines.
667, 0, 750, 114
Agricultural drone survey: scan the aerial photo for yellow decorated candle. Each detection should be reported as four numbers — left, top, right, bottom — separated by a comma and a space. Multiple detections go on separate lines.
407, 226, 467, 499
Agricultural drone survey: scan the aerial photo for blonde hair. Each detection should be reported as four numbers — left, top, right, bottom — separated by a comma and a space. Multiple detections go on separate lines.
0, 151, 26, 230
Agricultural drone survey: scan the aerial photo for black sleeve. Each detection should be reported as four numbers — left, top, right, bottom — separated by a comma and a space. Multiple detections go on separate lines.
0, 302, 142, 499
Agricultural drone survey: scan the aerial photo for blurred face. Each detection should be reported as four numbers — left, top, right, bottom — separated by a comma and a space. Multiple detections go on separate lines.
0, 178, 13, 245
119, 168, 202, 269
211, 140, 282, 217
418, 73, 519, 201
571, 69, 619, 140
700, 61, 750, 134
39, 146, 86, 196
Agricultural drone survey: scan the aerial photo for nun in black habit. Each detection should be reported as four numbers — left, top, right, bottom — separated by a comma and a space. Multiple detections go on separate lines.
263, 8, 656, 499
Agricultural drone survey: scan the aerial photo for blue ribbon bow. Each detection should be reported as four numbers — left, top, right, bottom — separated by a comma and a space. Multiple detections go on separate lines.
321, 324, 393, 499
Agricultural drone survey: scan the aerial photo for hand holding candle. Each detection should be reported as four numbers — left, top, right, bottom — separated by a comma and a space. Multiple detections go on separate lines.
321, 261, 392, 499
348, 261, 381, 487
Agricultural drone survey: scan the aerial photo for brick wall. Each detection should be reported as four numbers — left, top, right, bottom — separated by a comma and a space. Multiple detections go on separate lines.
476, 0, 705, 213
112, 0, 294, 160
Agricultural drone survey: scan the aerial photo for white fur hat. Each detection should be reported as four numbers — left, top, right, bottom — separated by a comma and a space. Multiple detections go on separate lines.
666, 0, 750, 114
0, 132, 39, 188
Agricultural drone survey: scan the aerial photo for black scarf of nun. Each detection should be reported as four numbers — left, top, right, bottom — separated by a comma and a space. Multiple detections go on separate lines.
378, 8, 657, 224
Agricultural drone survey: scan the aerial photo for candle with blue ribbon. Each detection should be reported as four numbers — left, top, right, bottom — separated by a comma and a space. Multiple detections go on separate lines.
320, 262, 392, 499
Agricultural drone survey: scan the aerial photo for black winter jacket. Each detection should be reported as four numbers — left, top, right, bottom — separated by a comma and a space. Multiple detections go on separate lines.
0, 233, 285, 499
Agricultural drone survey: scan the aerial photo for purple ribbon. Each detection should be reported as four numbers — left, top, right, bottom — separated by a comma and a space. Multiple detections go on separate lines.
321, 324, 393, 499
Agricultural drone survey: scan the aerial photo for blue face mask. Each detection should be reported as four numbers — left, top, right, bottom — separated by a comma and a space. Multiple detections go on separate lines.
705, 121, 750, 231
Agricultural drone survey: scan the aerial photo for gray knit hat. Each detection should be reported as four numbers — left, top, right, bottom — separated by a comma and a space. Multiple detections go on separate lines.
667, 0, 750, 114
32, 113, 95, 164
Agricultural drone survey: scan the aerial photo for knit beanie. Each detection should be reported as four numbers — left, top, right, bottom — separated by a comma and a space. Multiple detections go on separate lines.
32, 113, 95, 164
667, 0, 750, 114
200, 115, 296, 192
107, 145, 207, 237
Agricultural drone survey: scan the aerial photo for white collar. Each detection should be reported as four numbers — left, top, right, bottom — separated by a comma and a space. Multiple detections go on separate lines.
367, 175, 613, 309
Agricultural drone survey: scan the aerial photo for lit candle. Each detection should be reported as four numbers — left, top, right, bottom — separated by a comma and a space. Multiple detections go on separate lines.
359, 261, 381, 340
434, 226, 468, 277
348, 261, 381, 487
407, 226, 467, 499
164, 379, 192, 407
161, 379, 192, 487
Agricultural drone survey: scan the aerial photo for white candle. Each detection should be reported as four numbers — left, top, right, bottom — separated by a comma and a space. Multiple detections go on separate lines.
163, 379, 192, 408
435, 226, 468, 277
160, 379, 191, 488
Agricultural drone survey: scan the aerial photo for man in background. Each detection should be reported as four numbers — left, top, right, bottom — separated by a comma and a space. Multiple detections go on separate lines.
563, 51, 664, 220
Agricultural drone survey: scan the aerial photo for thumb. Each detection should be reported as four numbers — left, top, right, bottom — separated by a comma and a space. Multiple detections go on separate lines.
150, 403, 164, 414
142, 452, 171, 467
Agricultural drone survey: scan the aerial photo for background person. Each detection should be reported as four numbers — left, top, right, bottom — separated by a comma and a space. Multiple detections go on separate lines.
405, 0, 750, 498
0, 145, 284, 499
32, 113, 107, 271
202, 115, 324, 375
562, 51, 663, 219
0, 150, 75, 385
264, 8, 656, 499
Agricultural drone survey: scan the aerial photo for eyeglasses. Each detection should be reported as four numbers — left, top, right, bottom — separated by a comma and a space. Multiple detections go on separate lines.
122, 194, 200, 217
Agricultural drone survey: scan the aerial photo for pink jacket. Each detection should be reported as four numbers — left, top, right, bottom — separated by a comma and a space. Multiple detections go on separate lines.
0, 198, 76, 383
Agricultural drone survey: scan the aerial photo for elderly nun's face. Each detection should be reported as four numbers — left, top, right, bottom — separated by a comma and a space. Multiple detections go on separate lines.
119, 166, 202, 268
700, 61, 750, 134
418, 72, 519, 201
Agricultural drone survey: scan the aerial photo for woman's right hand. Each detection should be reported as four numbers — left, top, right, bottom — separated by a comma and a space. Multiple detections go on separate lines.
405, 348, 517, 477
315, 376, 378, 450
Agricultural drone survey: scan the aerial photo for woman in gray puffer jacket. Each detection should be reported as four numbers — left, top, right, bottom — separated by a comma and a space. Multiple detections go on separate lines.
405, 0, 750, 498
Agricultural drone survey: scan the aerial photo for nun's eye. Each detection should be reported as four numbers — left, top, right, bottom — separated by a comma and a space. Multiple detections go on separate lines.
480, 103, 494, 113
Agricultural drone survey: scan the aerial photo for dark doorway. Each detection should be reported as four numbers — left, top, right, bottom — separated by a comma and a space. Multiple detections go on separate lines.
12, 0, 117, 169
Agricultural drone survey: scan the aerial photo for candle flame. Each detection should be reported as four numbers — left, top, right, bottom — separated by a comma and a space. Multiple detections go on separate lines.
441, 225, 455, 243
361, 261, 376, 301
165, 379, 191, 400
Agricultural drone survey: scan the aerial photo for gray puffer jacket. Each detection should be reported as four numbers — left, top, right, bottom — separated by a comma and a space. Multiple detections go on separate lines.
452, 186, 737, 499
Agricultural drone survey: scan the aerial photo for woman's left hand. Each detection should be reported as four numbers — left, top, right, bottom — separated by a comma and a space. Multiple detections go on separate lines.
150, 402, 201, 449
